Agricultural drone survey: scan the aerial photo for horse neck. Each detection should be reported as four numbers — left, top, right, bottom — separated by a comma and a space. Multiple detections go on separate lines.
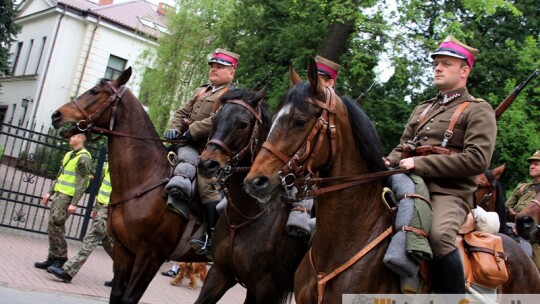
313, 145, 389, 255
107, 98, 169, 193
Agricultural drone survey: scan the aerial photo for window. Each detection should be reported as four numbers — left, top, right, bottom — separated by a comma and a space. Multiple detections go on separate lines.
11, 42, 23, 75
104, 55, 127, 80
23, 39, 34, 75
35, 37, 47, 74
138, 17, 155, 29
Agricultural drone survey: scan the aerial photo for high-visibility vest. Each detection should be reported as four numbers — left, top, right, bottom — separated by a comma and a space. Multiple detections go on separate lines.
54, 149, 92, 196
97, 164, 112, 205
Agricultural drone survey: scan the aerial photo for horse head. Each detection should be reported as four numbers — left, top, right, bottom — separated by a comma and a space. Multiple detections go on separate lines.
244, 57, 385, 203
199, 86, 269, 179
515, 193, 540, 242
51, 67, 133, 138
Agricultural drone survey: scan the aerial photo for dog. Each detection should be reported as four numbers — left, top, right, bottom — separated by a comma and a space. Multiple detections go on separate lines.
170, 262, 207, 289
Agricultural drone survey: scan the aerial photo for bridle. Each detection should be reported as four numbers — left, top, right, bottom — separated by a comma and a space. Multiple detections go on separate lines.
261, 86, 408, 201
475, 169, 496, 208
71, 81, 183, 143
204, 97, 269, 281
207, 98, 264, 182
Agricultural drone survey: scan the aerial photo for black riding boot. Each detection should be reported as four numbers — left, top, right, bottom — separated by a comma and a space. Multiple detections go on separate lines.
434, 249, 466, 294
190, 201, 219, 255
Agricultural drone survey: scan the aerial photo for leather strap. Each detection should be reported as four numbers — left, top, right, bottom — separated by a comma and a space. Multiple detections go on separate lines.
441, 101, 471, 147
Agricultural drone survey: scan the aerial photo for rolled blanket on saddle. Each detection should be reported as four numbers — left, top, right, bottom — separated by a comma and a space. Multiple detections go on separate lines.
166, 145, 199, 218
286, 198, 314, 237
383, 173, 432, 279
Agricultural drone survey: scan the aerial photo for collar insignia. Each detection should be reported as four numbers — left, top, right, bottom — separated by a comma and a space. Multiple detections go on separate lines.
442, 92, 461, 104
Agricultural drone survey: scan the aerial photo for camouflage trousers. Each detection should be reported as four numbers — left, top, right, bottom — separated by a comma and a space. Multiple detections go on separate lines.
47, 193, 72, 259
63, 202, 113, 278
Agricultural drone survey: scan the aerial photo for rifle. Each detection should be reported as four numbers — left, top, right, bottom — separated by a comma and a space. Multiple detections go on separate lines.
495, 69, 539, 119
355, 81, 376, 105
251, 70, 273, 91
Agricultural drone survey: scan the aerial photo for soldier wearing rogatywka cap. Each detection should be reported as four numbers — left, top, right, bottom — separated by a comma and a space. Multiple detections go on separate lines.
506, 150, 540, 269
315, 55, 341, 88
386, 35, 496, 294
163, 48, 240, 257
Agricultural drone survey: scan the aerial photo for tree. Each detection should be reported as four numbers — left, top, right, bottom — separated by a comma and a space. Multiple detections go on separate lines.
0, 1, 22, 83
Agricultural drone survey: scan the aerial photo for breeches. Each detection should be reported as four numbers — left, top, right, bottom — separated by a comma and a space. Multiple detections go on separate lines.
429, 193, 470, 258
47, 193, 72, 259
197, 174, 221, 204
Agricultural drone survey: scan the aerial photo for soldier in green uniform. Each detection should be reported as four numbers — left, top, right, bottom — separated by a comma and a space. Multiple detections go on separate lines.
385, 36, 497, 294
35, 133, 93, 270
506, 150, 540, 268
163, 48, 240, 255
47, 163, 113, 284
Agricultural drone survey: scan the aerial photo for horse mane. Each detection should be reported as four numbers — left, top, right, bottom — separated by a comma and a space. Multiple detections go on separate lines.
341, 96, 387, 173
278, 81, 386, 173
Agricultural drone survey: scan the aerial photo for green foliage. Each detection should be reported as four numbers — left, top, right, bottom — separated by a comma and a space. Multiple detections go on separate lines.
0, 1, 22, 81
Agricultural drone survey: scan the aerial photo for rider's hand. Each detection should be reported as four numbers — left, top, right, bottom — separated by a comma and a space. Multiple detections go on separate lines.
180, 130, 193, 144
164, 130, 181, 140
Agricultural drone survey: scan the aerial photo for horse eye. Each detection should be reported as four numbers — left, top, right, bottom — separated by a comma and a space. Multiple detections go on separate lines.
295, 119, 307, 128
238, 121, 249, 130
90, 88, 99, 96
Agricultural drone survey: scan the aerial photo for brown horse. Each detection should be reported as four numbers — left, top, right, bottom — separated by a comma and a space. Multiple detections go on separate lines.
244, 58, 540, 303
50, 68, 207, 303
474, 164, 509, 233
515, 192, 540, 243
195, 88, 308, 303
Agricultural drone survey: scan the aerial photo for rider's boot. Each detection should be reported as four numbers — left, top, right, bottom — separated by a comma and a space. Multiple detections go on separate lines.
434, 249, 466, 294
190, 201, 219, 255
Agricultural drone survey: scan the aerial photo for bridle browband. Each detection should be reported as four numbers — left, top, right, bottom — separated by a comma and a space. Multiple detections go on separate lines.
71, 81, 184, 143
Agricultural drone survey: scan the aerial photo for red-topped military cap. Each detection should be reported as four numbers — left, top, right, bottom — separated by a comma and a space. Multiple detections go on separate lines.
430, 35, 479, 68
315, 55, 341, 80
208, 48, 240, 69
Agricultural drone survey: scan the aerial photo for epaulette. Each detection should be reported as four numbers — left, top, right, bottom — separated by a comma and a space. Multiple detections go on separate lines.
469, 96, 485, 103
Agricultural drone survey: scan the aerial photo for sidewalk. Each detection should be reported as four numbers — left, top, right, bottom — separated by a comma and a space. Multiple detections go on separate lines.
0, 226, 246, 303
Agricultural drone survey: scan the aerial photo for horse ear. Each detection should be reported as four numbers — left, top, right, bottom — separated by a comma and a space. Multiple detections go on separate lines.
494, 163, 506, 179
307, 57, 323, 98
289, 63, 302, 87
116, 67, 132, 86
253, 84, 268, 105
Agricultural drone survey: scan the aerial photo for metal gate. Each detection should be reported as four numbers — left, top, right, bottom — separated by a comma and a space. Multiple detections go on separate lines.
0, 122, 107, 240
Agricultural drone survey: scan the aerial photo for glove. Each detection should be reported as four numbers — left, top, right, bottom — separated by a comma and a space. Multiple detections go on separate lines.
164, 130, 181, 140
180, 130, 193, 144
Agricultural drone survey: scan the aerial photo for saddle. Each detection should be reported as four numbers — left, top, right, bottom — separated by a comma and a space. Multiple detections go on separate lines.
456, 213, 509, 289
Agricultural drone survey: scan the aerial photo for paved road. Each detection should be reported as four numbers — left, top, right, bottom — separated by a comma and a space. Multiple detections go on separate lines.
0, 226, 246, 303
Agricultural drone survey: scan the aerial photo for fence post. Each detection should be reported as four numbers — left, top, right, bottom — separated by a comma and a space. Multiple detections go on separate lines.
78, 147, 107, 240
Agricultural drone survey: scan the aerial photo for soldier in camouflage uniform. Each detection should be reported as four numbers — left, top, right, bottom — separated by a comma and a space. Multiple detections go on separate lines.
47, 163, 113, 284
35, 133, 93, 271
163, 48, 240, 255
506, 150, 540, 269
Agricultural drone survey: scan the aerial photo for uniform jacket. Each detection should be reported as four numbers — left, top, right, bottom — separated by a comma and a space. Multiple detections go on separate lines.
387, 87, 497, 204
505, 181, 540, 213
167, 83, 233, 150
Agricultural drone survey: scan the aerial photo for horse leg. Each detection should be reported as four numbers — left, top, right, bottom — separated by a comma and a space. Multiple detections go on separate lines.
121, 253, 165, 304
194, 265, 237, 304
500, 233, 540, 293
110, 244, 135, 304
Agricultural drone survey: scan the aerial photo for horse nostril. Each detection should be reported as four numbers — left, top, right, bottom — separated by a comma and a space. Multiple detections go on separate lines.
51, 111, 61, 121
517, 216, 534, 229
252, 176, 269, 190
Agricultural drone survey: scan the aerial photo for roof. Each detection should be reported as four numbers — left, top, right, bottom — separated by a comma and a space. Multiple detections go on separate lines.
57, 0, 167, 39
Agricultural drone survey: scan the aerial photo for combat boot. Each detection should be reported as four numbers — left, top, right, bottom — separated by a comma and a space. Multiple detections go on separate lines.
434, 249, 466, 294
50, 258, 68, 269
48, 266, 72, 283
34, 258, 55, 270
190, 201, 219, 255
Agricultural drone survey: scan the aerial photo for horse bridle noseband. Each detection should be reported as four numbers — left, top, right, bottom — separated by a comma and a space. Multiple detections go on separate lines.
73, 81, 127, 133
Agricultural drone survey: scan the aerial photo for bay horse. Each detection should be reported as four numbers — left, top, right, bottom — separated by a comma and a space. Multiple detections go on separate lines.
50, 68, 208, 303
244, 58, 540, 303
195, 88, 308, 303
474, 164, 509, 234
515, 192, 540, 243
